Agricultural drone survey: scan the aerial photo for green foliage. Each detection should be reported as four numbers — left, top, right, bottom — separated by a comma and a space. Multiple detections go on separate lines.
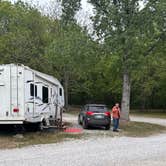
131, 45, 166, 109
61, 0, 81, 24
45, 22, 104, 104
88, 0, 166, 109
0, 1, 49, 70
89, 0, 165, 70
0, 0, 165, 109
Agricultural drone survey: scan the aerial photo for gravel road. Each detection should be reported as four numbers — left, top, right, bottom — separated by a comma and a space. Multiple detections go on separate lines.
0, 114, 165, 166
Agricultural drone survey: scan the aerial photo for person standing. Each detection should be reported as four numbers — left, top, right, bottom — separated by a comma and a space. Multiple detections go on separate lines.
112, 103, 121, 132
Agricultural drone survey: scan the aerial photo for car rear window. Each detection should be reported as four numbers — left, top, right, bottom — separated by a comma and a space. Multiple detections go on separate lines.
88, 106, 107, 112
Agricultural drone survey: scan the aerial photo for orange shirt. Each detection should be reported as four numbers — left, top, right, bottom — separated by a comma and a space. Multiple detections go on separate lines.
112, 106, 120, 119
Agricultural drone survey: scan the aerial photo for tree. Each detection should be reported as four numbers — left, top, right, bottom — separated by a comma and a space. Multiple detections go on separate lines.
131, 38, 166, 109
61, 0, 81, 24
0, 1, 50, 71
45, 0, 82, 109
87, 0, 166, 120
1, 0, 165, 111
45, 23, 100, 108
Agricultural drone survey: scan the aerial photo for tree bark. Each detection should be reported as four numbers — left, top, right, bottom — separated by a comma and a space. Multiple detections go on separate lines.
121, 70, 131, 121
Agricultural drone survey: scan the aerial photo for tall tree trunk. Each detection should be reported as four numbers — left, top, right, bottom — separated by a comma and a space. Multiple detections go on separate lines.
64, 71, 69, 110
121, 70, 131, 121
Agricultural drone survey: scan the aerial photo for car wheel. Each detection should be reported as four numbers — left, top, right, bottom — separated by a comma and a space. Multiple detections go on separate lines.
105, 124, 110, 130
82, 119, 88, 129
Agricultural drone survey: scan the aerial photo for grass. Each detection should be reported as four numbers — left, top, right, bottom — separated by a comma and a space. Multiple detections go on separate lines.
0, 121, 165, 149
131, 111, 166, 119
19, 132, 82, 147
0, 130, 83, 149
120, 121, 166, 137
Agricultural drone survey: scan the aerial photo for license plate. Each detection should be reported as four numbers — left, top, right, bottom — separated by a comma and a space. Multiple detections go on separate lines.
95, 115, 104, 119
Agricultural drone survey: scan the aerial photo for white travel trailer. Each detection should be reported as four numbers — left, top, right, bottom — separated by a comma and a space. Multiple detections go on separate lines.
0, 64, 64, 129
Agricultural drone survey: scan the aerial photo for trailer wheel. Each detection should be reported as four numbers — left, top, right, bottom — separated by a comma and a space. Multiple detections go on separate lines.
38, 121, 45, 131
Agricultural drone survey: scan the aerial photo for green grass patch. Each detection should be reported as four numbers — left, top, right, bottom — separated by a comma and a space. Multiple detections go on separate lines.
120, 121, 166, 137
19, 132, 82, 147
131, 112, 166, 119
0, 131, 83, 149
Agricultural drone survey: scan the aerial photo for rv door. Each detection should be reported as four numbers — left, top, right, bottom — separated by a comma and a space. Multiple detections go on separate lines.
10, 65, 24, 117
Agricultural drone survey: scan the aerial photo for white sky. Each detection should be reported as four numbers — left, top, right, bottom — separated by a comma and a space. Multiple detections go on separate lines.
9, 0, 145, 17
9, 0, 94, 28
10, 0, 93, 14
8, 0, 145, 34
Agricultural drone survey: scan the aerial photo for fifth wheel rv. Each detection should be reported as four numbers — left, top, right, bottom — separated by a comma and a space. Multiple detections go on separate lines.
0, 64, 64, 130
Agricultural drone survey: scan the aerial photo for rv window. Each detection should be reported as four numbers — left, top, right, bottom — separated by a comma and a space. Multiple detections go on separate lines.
30, 84, 37, 97
42, 86, 49, 103
59, 88, 62, 96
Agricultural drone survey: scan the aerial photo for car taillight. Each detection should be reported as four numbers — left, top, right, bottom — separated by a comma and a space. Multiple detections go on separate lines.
104, 112, 110, 116
13, 108, 19, 113
86, 111, 94, 115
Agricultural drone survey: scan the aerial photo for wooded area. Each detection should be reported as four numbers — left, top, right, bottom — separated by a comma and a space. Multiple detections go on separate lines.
0, 0, 165, 120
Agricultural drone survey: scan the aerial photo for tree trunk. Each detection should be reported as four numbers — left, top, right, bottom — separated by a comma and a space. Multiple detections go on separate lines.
64, 71, 69, 110
121, 71, 131, 121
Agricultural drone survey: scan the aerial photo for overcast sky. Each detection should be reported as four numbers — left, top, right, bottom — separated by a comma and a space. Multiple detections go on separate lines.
9, 0, 145, 34
10, 0, 93, 15
10, 0, 94, 29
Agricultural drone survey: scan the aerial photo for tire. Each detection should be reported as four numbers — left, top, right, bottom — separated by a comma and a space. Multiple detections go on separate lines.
82, 119, 88, 129
105, 124, 110, 130
38, 121, 45, 131
24, 122, 45, 132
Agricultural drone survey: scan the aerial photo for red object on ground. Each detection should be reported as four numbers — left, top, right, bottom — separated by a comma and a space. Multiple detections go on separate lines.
64, 128, 83, 133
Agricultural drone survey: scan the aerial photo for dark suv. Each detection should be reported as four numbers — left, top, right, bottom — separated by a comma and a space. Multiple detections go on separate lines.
78, 104, 111, 130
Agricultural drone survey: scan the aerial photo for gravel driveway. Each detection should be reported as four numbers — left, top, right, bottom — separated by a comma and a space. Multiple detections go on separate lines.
0, 114, 165, 166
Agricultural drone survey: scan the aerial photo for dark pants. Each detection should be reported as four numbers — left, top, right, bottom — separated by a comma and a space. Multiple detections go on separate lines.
113, 118, 119, 131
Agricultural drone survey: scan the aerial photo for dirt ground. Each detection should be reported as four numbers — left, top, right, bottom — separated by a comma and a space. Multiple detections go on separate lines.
0, 113, 165, 166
